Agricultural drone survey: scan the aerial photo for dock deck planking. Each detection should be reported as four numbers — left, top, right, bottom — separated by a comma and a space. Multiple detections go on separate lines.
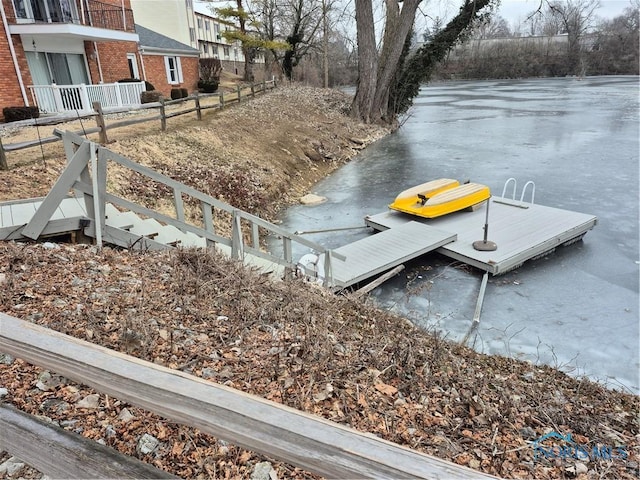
0, 197, 88, 240
53, 196, 87, 220
2, 194, 597, 284
365, 199, 597, 275
323, 221, 456, 288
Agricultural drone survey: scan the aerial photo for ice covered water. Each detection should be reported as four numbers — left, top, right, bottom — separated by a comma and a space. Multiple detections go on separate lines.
278, 76, 640, 393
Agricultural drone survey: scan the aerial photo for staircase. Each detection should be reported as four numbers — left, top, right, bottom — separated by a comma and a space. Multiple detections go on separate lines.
103, 203, 206, 249
1, 130, 343, 286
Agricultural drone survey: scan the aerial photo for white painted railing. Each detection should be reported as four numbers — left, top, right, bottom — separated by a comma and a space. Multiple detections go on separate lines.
28, 82, 145, 114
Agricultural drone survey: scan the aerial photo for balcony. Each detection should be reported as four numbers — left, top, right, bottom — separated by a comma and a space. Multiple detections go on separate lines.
7, 0, 138, 42
28, 81, 145, 114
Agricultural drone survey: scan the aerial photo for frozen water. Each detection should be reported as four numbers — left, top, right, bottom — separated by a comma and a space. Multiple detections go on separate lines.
276, 76, 640, 393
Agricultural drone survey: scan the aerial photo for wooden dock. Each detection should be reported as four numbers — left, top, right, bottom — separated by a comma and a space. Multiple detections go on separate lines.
365, 198, 597, 275
317, 221, 456, 288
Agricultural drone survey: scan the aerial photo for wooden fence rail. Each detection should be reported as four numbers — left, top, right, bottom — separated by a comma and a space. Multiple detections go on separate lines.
0, 404, 178, 479
0, 79, 276, 167
0, 313, 499, 480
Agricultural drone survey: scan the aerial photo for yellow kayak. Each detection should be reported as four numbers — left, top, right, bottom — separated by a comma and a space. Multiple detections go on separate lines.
389, 179, 490, 219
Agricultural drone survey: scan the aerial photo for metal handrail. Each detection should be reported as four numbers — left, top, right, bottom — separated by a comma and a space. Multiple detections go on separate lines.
500, 177, 535, 205
520, 180, 536, 204
501, 177, 517, 200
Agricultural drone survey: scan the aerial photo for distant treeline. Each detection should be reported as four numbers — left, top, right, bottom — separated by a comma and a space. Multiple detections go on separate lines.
430, 6, 639, 80
434, 36, 638, 79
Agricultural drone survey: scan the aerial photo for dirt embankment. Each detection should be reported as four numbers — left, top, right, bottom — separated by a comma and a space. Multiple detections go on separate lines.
0, 86, 638, 480
0, 85, 388, 220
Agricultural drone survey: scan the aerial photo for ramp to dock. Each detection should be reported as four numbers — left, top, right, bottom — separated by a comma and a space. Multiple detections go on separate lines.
322, 221, 456, 288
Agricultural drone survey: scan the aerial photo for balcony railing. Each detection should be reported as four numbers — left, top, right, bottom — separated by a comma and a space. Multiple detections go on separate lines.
86, 0, 135, 32
7, 0, 135, 33
28, 82, 145, 114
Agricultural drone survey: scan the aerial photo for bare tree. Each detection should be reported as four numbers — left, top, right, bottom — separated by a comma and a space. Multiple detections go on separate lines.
281, 0, 324, 81
353, 0, 497, 124
543, 0, 601, 74
203, 0, 288, 81
471, 14, 512, 39
590, 4, 639, 73
254, 0, 341, 83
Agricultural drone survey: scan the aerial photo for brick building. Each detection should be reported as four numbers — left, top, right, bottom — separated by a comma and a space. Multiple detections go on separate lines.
0, 0, 200, 122
132, 0, 266, 82
0, 0, 139, 121
135, 24, 199, 98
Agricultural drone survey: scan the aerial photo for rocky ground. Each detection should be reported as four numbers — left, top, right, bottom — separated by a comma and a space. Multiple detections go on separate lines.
0, 84, 638, 479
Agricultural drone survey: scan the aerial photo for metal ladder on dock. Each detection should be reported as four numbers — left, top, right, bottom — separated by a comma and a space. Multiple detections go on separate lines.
495, 177, 536, 207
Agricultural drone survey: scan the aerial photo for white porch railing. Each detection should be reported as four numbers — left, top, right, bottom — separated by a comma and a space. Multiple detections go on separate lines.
27, 82, 145, 114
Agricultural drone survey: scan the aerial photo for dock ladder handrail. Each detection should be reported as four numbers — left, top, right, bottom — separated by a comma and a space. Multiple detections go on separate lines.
519, 180, 535, 204
501, 177, 518, 200
500, 178, 536, 205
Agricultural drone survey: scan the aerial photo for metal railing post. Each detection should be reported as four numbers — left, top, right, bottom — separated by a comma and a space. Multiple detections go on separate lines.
52, 83, 64, 113
231, 210, 244, 259
323, 251, 333, 288
79, 84, 90, 111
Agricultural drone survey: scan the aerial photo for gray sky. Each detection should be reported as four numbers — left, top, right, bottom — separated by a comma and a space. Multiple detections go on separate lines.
415, 0, 634, 33
497, 0, 633, 25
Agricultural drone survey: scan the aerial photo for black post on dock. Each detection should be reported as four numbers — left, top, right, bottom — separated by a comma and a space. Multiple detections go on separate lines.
473, 198, 497, 251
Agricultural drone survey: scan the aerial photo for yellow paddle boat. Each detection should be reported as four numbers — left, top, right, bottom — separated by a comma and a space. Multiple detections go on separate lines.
389, 178, 490, 219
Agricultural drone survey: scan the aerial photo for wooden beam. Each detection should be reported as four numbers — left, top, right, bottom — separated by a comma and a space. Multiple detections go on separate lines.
1, 129, 100, 153
21, 142, 91, 240
0, 404, 178, 479
0, 137, 8, 170
0, 313, 498, 480
352, 264, 405, 298
194, 94, 202, 121
92, 101, 109, 145
159, 99, 166, 131
0, 217, 85, 241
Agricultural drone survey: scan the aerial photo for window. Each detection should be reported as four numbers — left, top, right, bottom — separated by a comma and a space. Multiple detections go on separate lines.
164, 56, 183, 84
189, 27, 195, 42
185, 0, 193, 8
205, 20, 210, 31
13, 0, 78, 23
197, 18, 202, 29
214, 24, 221, 40
213, 45, 219, 57
202, 43, 208, 54
223, 46, 230, 58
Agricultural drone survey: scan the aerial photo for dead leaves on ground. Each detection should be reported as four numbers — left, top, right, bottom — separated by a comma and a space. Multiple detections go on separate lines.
0, 243, 638, 479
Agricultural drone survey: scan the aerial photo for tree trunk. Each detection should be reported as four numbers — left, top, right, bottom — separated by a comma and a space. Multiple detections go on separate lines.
388, 0, 494, 117
370, 0, 421, 122
352, 0, 496, 125
351, 0, 378, 123
236, 0, 255, 82
353, 0, 419, 124
244, 46, 256, 82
